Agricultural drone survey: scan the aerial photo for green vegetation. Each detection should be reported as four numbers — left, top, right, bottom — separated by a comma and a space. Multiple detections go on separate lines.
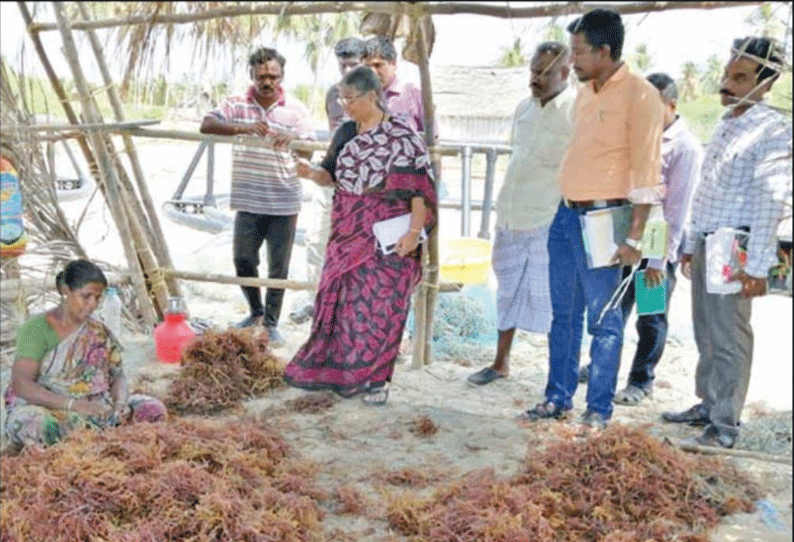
678, 71, 792, 144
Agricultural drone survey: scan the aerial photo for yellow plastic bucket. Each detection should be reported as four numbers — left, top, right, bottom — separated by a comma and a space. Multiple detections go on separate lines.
439, 237, 493, 284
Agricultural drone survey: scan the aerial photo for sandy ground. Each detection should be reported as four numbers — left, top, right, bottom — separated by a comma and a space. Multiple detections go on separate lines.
2, 128, 792, 541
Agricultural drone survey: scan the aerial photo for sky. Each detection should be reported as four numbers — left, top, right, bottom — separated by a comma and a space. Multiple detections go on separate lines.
0, 2, 787, 95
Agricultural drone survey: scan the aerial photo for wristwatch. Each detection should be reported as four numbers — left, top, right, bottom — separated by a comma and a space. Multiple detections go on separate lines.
624, 237, 643, 251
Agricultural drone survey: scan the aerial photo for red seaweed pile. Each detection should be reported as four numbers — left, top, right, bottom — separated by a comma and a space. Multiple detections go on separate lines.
166, 328, 284, 415
0, 417, 325, 542
386, 425, 760, 542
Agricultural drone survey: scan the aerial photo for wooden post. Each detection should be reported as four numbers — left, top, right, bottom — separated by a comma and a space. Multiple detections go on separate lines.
413, 7, 441, 367
75, 3, 182, 299
16, 2, 100, 188
51, 1, 158, 326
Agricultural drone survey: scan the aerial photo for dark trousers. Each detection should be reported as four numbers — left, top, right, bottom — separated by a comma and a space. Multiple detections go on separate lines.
619, 260, 677, 390
233, 211, 297, 327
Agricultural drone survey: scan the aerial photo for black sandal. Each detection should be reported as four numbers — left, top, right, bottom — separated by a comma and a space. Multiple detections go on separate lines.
361, 384, 389, 406
518, 401, 567, 421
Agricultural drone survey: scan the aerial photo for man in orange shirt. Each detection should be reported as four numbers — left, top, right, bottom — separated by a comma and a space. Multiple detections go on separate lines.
521, 9, 664, 429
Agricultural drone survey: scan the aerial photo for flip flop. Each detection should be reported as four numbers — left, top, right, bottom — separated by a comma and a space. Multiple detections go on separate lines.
467, 367, 505, 386
361, 384, 389, 406
613, 385, 651, 406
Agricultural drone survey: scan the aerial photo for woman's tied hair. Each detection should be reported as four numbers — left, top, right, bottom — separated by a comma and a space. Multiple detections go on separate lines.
342, 65, 387, 112
731, 37, 785, 82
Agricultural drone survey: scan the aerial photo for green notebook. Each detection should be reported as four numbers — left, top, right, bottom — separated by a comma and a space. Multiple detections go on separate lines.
635, 270, 666, 315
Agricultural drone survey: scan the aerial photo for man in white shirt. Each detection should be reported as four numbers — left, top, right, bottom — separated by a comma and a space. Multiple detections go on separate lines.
468, 42, 575, 385
662, 37, 791, 448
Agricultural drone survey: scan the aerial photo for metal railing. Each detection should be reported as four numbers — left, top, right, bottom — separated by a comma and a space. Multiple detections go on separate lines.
168, 138, 513, 240
436, 141, 512, 238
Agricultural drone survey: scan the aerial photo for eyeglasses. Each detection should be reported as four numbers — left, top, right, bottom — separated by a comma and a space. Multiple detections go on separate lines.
337, 93, 364, 106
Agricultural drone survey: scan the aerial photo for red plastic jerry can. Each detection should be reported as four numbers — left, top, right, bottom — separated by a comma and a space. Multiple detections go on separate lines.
154, 297, 196, 364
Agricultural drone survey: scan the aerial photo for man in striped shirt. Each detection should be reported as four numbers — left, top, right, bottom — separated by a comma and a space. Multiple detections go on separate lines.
662, 37, 791, 448
200, 47, 315, 346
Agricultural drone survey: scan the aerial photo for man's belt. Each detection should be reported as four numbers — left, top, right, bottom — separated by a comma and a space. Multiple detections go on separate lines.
563, 197, 629, 211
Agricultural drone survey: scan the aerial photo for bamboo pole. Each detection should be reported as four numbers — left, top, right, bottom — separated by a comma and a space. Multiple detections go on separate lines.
0, 120, 160, 133
16, 2, 100, 183
414, 10, 440, 368
51, 1, 158, 326
28, 1, 761, 33
164, 268, 462, 292
673, 439, 793, 465
76, 2, 182, 300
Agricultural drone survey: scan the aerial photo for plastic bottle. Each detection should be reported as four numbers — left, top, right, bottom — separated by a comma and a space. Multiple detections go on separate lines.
99, 286, 123, 338
154, 297, 196, 364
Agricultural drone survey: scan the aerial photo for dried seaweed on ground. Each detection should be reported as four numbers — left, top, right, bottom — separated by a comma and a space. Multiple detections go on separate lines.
410, 415, 439, 437
334, 485, 367, 515
285, 392, 339, 414
380, 467, 446, 488
166, 328, 284, 415
386, 425, 760, 542
0, 417, 326, 542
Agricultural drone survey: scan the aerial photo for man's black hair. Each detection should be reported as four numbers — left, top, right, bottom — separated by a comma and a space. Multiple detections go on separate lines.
732, 36, 784, 82
249, 47, 286, 71
363, 35, 397, 62
335, 37, 365, 59
567, 9, 624, 61
646, 73, 678, 102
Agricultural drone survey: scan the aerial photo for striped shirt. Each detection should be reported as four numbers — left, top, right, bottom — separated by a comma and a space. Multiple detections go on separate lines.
208, 86, 315, 215
684, 102, 792, 278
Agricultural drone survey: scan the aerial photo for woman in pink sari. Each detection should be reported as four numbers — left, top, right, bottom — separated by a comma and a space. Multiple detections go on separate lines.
284, 66, 436, 404
4, 260, 166, 449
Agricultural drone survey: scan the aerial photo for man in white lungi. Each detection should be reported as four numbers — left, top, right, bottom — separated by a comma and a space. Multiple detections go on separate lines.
468, 42, 576, 385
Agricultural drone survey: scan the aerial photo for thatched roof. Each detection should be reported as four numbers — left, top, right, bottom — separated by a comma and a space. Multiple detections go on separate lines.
432, 65, 528, 119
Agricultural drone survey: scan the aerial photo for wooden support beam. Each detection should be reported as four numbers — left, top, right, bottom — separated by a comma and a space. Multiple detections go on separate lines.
415, 14, 441, 368
27, 1, 761, 33
76, 3, 182, 300
165, 268, 462, 292
51, 1, 158, 326
0, 120, 160, 133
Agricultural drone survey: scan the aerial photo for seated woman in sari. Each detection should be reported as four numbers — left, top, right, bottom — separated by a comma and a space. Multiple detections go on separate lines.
284, 66, 437, 405
4, 259, 166, 449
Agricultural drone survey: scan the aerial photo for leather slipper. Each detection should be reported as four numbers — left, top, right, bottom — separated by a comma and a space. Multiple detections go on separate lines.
467, 367, 505, 386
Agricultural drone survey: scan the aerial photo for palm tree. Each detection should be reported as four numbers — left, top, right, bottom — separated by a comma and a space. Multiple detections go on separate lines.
273, 11, 360, 115
679, 61, 700, 102
700, 54, 724, 94
499, 38, 526, 67
544, 23, 565, 43
745, 2, 783, 39
84, 2, 270, 101
629, 43, 652, 74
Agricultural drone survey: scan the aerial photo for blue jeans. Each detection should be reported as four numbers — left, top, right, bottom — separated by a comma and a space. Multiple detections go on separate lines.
545, 202, 625, 419
620, 260, 677, 391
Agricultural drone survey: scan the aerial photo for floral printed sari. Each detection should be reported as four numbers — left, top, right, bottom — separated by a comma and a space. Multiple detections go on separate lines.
283, 116, 437, 397
4, 317, 165, 447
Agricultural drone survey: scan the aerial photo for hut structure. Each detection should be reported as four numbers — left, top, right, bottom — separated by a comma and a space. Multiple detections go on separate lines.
0, 1, 772, 369
434, 65, 527, 144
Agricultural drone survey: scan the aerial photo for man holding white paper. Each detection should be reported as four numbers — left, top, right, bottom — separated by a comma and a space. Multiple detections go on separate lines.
467, 42, 575, 386
521, 9, 664, 429
662, 37, 791, 448
581, 74, 704, 406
